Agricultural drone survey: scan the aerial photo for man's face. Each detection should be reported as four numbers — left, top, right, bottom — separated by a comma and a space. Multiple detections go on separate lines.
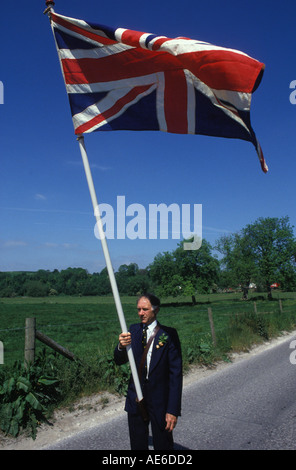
137, 297, 157, 325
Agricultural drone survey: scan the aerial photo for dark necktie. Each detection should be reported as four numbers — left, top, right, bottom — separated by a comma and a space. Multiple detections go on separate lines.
142, 325, 148, 349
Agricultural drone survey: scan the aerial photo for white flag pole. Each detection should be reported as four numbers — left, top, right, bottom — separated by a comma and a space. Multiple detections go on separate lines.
77, 135, 144, 404
44, 0, 145, 413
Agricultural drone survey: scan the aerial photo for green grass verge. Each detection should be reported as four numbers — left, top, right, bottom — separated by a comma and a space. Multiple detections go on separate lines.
1, 292, 296, 438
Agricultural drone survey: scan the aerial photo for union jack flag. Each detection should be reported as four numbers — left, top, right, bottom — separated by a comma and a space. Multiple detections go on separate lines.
50, 12, 268, 172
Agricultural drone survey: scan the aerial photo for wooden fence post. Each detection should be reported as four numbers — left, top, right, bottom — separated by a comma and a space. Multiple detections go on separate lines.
24, 318, 79, 365
254, 302, 257, 314
207, 307, 217, 347
279, 299, 283, 313
25, 317, 36, 366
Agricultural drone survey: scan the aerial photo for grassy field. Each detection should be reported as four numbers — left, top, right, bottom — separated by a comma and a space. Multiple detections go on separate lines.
1, 292, 296, 439
1, 291, 296, 369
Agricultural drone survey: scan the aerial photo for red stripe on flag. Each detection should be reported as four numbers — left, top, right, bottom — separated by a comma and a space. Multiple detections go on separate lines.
152, 37, 169, 50
178, 50, 264, 93
164, 70, 188, 134
75, 84, 152, 134
61, 52, 181, 84
121, 29, 145, 46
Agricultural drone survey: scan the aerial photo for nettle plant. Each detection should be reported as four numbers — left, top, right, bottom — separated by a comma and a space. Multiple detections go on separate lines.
0, 350, 60, 439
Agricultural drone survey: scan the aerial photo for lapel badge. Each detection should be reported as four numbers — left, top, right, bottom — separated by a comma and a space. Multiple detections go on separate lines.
156, 333, 169, 349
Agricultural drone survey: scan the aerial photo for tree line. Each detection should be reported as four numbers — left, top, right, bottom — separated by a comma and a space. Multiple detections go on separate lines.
1, 216, 296, 300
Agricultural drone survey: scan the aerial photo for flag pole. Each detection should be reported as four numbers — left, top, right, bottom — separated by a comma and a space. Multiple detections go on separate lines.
44, 0, 145, 414
77, 135, 144, 404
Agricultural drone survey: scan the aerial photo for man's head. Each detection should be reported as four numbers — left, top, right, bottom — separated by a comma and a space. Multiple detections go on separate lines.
137, 293, 160, 326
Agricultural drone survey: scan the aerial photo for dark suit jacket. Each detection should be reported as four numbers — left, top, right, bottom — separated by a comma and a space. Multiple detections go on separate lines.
114, 322, 182, 426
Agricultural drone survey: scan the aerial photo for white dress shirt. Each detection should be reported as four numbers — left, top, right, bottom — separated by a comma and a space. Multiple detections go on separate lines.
145, 320, 158, 377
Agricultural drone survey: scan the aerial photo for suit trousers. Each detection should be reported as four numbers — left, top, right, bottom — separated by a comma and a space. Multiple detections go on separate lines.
127, 409, 174, 450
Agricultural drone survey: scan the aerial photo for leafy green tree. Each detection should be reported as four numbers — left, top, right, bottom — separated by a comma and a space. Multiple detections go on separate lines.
148, 251, 177, 297
216, 232, 258, 299
174, 239, 220, 303
148, 240, 220, 303
216, 216, 296, 298
116, 263, 139, 294
96, 267, 112, 295
24, 280, 49, 297
243, 216, 296, 297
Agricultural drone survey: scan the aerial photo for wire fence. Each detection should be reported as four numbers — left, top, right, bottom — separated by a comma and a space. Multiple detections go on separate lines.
1, 297, 295, 368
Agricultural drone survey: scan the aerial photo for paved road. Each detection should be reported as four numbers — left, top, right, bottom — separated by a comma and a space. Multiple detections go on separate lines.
46, 333, 296, 450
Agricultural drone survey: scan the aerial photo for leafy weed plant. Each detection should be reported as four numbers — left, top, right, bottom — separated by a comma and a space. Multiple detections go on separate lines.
0, 350, 60, 439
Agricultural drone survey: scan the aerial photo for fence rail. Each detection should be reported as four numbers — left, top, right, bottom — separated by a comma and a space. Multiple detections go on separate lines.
24, 317, 77, 366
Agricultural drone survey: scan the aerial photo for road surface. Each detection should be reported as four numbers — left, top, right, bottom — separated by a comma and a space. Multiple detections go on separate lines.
45, 333, 296, 450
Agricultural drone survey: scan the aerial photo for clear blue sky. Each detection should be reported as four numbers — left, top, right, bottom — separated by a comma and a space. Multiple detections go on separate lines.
1, 0, 295, 273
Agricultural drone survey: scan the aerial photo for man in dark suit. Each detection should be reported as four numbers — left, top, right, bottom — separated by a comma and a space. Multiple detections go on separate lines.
114, 293, 183, 450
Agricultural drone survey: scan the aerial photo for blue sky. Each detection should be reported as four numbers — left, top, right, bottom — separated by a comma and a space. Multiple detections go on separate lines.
1, 0, 295, 273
